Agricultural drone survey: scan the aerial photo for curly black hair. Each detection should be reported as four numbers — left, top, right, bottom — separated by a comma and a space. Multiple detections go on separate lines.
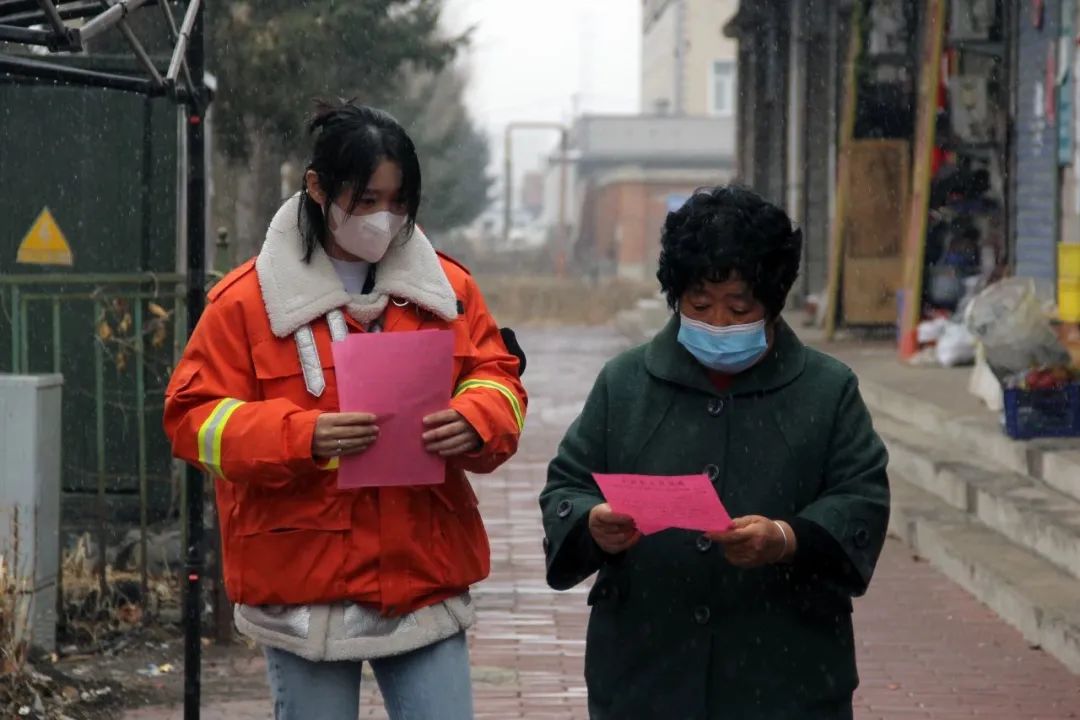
657, 186, 803, 319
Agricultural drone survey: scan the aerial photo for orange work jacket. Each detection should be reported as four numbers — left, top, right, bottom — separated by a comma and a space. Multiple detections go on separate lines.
163, 246, 526, 616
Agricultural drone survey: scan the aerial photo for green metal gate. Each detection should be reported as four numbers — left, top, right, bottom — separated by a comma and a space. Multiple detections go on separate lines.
0, 59, 183, 528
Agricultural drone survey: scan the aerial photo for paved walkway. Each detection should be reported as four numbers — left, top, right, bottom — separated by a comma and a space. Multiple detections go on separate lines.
124, 327, 1079, 719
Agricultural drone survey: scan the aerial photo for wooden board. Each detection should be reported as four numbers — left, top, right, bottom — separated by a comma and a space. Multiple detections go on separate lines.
823, 2, 864, 340
898, 0, 947, 356
843, 256, 905, 325
844, 140, 910, 258
840, 139, 910, 326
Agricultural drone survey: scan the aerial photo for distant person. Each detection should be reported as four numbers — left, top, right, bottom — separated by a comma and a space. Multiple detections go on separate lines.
164, 101, 527, 720
540, 186, 890, 719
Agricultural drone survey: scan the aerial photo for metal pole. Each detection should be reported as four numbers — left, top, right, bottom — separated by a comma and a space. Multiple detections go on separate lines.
136, 98, 152, 603
75, 0, 150, 44
500, 120, 568, 257
141, 95, 154, 270
31, 0, 76, 49
157, 0, 195, 101
115, 16, 165, 88
94, 304, 108, 604
166, 0, 201, 87
787, 0, 808, 298
51, 298, 61, 374
135, 299, 149, 609
0, 1, 109, 26
9, 287, 19, 372
0, 24, 54, 46
557, 129, 568, 277
19, 294, 28, 372
32, 0, 66, 32
0, 53, 162, 94
182, 3, 207, 717
503, 127, 512, 247
0, 272, 186, 286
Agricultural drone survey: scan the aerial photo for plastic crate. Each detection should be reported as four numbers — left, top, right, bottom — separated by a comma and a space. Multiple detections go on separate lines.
1003, 384, 1080, 440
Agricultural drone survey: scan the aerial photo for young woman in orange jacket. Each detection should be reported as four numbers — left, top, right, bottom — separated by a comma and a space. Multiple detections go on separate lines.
164, 102, 526, 720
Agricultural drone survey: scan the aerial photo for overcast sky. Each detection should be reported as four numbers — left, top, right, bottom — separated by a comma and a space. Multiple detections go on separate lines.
443, 0, 642, 206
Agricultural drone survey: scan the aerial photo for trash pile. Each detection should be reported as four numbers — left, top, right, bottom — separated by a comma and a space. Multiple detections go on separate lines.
2, 668, 114, 720
915, 315, 976, 368
912, 276, 984, 369
962, 278, 1079, 439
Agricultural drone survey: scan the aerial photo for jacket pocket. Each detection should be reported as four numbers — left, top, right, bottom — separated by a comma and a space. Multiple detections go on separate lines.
584, 571, 628, 708
165, 360, 201, 397
251, 336, 337, 407
428, 475, 488, 587
430, 473, 479, 514
432, 317, 472, 386
234, 496, 351, 604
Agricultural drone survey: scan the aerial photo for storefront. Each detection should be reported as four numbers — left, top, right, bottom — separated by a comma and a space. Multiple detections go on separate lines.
729, 0, 1077, 341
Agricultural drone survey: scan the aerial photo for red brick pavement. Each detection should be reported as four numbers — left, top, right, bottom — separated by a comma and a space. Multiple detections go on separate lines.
123, 329, 1078, 719
854, 547, 1079, 719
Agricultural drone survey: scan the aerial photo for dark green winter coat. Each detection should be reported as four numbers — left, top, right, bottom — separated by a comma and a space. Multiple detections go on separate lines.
540, 317, 890, 720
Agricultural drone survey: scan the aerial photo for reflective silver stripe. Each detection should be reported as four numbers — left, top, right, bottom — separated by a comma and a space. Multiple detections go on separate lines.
327, 310, 348, 342
295, 324, 325, 397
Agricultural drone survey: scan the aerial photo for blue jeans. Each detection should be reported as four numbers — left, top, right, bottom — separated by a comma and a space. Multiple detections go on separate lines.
264, 632, 473, 720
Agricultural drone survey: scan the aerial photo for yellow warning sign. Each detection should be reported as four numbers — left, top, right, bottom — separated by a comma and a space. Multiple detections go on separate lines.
16, 207, 73, 266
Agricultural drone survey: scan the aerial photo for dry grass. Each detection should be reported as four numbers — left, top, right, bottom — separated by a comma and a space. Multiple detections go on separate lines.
0, 531, 180, 717
1, 515, 37, 713
0, 550, 30, 676
476, 274, 657, 328
60, 533, 181, 650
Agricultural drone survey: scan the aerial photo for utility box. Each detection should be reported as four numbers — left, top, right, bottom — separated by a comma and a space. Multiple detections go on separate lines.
0, 374, 63, 653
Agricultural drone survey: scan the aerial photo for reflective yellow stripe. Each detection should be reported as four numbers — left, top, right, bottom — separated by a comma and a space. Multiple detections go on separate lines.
453, 379, 524, 430
196, 398, 244, 478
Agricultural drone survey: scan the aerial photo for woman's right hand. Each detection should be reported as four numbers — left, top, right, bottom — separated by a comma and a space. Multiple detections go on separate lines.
312, 412, 379, 459
588, 503, 641, 555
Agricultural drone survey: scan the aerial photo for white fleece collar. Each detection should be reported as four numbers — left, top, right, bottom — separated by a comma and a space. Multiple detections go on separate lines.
255, 194, 459, 338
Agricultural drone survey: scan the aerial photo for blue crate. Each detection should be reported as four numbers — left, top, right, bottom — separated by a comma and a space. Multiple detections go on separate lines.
1003, 384, 1080, 440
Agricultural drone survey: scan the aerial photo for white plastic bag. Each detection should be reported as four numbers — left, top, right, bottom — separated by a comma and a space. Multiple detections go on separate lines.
917, 317, 949, 344
935, 322, 976, 367
968, 342, 1003, 411
964, 278, 1070, 374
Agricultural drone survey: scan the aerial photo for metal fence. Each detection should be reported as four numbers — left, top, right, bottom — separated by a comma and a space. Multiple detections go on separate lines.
0, 272, 187, 611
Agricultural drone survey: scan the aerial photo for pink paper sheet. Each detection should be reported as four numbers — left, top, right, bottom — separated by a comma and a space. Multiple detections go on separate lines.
593, 473, 735, 536
331, 330, 453, 488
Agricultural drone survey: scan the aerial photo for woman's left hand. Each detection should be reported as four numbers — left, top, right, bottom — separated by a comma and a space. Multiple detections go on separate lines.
707, 516, 795, 568
422, 409, 482, 457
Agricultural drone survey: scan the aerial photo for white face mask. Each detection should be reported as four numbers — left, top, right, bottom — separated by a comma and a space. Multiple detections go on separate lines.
328, 203, 407, 262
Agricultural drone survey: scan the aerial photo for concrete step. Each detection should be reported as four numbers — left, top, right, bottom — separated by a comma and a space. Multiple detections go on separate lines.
889, 474, 1080, 674
876, 415, 1080, 581
860, 375, 1080, 505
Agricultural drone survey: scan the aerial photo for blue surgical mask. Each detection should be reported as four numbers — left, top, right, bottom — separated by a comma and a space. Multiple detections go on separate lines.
677, 314, 769, 373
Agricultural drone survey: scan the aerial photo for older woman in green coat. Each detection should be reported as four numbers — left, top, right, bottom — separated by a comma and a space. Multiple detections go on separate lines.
540, 186, 890, 720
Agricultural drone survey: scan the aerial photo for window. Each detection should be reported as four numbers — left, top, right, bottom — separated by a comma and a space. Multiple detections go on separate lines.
711, 61, 736, 117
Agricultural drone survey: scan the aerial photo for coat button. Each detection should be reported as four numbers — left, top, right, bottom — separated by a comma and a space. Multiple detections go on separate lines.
694, 605, 711, 625
556, 499, 574, 519
707, 398, 725, 417
696, 535, 713, 553
853, 526, 870, 548
704, 464, 720, 482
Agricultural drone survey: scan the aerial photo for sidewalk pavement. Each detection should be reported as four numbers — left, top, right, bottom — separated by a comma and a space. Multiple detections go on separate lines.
123, 326, 1079, 719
